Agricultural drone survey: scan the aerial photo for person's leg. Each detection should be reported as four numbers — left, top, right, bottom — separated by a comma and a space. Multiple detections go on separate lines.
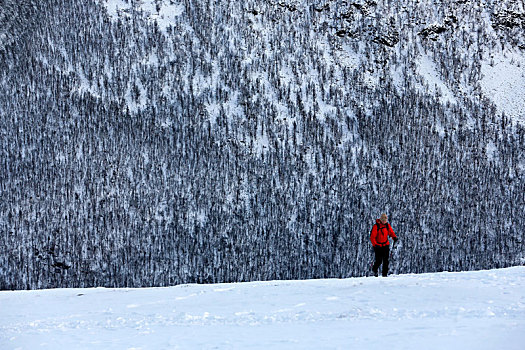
381, 246, 390, 277
372, 246, 381, 276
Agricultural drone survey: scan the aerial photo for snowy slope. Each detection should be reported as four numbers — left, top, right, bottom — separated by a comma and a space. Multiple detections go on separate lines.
98, 0, 525, 126
480, 49, 525, 124
102, 0, 184, 32
1, 267, 524, 350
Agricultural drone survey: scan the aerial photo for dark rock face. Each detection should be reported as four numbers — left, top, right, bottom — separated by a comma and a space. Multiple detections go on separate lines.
492, 10, 525, 29
418, 24, 448, 40
276, 2, 298, 12
417, 14, 457, 41
52, 261, 72, 270
372, 31, 400, 47
335, 28, 358, 38
314, 3, 330, 13
351, 0, 377, 16
335, 29, 347, 38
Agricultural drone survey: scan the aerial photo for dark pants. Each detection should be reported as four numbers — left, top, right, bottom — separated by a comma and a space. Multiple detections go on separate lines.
372, 245, 390, 277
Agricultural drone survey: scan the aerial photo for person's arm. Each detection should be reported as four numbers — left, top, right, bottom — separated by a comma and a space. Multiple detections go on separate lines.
388, 223, 398, 242
370, 225, 378, 246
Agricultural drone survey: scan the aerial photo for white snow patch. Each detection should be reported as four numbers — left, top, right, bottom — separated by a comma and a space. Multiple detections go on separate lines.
390, 64, 405, 90
101, 0, 184, 32
192, 70, 211, 97
144, 52, 159, 66
125, 78, 147, 113
519, 159, 525, 176
205, 101, 221, 126
159, 116, 173, 128
187, 209, 207, 226
252, 132, 270, 155
363, 70, 379, 89
0, 267, 524, 349
278, 63, 295, 87
485, 140, 498, 162
417, 54, 456, 105
434, 117, 446, 137
224, 91, 244, 118
480, 50, 525, 125
336, 43, 361, 70
101, 0, 129, 19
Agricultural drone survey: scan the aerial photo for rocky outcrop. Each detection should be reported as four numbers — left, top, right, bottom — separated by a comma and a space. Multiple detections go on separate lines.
52, 261, 72, 271
335, 29, 358, 38
493, 10, 525, 29
418, 23, 448, 39
276, 2, 297, 12
418, 14, 456, 40
351, 0, 377, 16
313, 3, 330, 13
372, 31, 400, 47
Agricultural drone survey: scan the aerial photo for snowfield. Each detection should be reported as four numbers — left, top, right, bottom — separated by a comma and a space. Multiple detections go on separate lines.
480, 49, 525, 125
1, 267, 524, 349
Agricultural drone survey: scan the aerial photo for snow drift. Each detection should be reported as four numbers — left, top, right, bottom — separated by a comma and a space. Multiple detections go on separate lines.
1, 267, 524, 349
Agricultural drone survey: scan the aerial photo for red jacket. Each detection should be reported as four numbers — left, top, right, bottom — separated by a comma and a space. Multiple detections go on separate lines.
370, 219, 397, 247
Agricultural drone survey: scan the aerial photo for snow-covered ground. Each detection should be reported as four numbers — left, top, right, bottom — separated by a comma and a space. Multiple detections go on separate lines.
102, 0, 184, 31
1, 267, 524, 349
480, 49, 525, 125
417, 54, 457, 105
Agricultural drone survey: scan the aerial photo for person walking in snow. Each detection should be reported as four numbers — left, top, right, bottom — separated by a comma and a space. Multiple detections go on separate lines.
370, 213, 398, 277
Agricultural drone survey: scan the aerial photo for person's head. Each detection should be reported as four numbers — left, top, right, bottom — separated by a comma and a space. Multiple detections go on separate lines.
380, 213, 388, 224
